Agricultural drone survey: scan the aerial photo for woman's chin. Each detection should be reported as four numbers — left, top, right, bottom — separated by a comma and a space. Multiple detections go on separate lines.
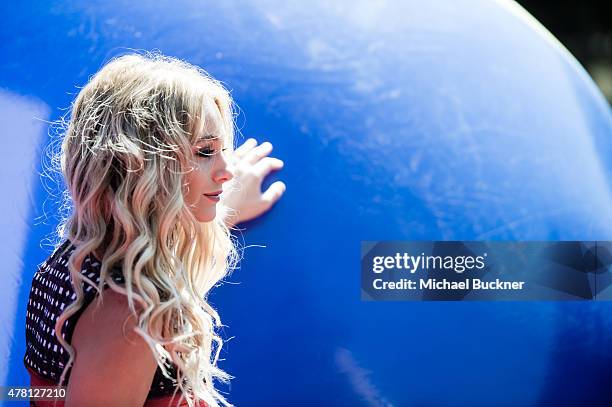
195, 209, 216, 223
195, 215, 215, 223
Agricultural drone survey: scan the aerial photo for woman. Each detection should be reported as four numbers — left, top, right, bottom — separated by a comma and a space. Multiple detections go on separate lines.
23, 52, 285, 407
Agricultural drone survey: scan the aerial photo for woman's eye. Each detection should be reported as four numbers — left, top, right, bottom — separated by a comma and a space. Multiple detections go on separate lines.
196, 148, 216, 157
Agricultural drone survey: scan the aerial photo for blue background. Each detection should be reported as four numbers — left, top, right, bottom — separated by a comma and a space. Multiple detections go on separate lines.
2, 0, 612, 405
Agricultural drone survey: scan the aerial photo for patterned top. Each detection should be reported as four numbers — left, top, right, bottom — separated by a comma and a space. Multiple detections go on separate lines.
23, 239, 180, 398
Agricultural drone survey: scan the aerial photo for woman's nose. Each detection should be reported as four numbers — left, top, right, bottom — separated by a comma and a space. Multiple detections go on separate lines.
212, 153, 234, 184
213, 167, 233, 184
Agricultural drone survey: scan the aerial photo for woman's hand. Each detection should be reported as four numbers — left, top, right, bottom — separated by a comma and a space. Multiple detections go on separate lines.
222, 138, 286, 226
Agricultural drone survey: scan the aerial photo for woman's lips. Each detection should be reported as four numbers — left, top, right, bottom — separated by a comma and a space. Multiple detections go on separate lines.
203, 191, 222, 202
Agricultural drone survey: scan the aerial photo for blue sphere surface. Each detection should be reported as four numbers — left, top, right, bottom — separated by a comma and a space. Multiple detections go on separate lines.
1, 1, 611, 406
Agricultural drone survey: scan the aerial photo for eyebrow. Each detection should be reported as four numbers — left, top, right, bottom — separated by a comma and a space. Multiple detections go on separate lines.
196, 134, 219, 142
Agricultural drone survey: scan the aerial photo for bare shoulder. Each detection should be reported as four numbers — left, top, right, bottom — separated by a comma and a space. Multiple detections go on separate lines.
66, 289, 158, 407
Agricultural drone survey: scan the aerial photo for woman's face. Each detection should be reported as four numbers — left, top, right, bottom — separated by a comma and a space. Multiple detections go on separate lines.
184, 134, 233, 222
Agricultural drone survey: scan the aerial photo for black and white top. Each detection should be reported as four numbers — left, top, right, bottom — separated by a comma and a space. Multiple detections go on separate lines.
23, 239, 179, 398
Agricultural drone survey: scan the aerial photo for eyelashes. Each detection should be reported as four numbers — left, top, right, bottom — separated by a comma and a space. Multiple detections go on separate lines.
196, 147, 216, 157
195, 147, 228, 158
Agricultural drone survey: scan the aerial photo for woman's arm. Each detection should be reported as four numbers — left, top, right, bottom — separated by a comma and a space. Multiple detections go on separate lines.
66, 290, 157, 407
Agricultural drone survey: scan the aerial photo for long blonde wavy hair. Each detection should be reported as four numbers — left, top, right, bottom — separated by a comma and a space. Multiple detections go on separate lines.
52, 52, 238, 407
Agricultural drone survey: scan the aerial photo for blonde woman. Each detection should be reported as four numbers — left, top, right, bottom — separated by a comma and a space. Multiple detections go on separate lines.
23, 53, 285, 407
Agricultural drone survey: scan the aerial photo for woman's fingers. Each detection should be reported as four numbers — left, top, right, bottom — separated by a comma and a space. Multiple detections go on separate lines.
244, 141, 273, 164
261, 181, 286, 207
233, 138, 257, 158
253, 157, 284, 178
222, 137, 285, 225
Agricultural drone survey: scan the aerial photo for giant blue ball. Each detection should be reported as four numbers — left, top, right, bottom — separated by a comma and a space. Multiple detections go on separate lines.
2, 0, 612, 406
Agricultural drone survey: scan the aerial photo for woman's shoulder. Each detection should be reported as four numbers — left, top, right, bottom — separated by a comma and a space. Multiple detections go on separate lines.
67, 288, 160, 405
73, 289, 147, 347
